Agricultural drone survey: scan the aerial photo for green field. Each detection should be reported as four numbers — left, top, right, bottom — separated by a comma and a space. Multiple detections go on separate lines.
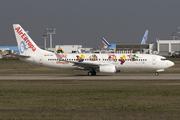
0, 59, 180, 119
0, 59, 85, 74
0, 80, 180, 119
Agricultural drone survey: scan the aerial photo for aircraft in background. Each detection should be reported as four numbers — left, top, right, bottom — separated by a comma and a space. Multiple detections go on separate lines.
101, 37, 116, 49
13, 24, 173, 76
141, 30, 149, 44
0, 46, 19, 52
102, 30, 149, 49
0, 31, 29, 53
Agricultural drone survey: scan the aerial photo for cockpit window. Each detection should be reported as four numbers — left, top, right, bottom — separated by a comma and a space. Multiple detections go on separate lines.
161, 58, 167, 61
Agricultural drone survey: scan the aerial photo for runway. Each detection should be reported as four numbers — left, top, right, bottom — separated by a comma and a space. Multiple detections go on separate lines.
0, 73, 180, 80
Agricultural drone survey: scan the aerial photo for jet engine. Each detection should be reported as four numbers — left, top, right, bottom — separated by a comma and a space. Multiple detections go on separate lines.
99, 65, 120, 73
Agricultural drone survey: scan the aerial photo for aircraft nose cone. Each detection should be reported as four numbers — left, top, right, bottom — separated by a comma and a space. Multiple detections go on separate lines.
169, 61, 174, 67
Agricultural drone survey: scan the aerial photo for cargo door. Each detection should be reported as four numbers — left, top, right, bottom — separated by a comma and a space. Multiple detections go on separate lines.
39, 56, 43, 64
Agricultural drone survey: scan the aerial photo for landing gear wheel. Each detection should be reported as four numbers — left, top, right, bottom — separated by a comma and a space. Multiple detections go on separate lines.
88, 71, 96, 76
155, 72, 159, 76
92, 71, 96, 76
88, 72, 92, 76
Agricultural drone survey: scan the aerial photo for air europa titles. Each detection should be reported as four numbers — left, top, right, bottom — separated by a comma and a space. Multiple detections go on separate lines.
15, 27, 36, 52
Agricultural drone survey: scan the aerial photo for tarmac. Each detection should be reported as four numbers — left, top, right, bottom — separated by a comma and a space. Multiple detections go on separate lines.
0, 73, 179, 80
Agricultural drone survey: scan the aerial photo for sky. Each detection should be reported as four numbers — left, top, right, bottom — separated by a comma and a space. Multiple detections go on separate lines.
0, 0, 180, 48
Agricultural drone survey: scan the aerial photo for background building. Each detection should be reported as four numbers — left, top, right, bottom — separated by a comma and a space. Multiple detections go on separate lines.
55, 45, 82, 53
115, 44, 154, 54
156, 40, 180, 56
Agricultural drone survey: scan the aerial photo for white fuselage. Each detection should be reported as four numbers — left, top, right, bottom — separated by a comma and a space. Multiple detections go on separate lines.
19, 52, 174, 72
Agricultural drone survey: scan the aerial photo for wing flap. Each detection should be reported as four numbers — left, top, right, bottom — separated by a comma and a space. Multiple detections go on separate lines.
70, 61, 99, 70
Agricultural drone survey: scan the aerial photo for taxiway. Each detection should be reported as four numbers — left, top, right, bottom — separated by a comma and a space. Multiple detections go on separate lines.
0, 74, 179, 80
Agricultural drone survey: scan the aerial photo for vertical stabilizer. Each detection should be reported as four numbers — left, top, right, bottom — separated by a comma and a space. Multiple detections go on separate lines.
13, 24, 42, 55
141, 30, 149, 44
101, 37, 110, 48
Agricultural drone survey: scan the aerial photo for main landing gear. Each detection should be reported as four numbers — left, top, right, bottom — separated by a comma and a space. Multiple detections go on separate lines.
88, 70, 96, 76
155, 72, 159, 76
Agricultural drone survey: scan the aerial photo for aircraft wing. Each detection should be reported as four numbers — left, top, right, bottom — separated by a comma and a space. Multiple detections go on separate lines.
70, 61, 100, 70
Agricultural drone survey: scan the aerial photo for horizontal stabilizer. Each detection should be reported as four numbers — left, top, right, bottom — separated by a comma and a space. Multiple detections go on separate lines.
17, 54, 30, 58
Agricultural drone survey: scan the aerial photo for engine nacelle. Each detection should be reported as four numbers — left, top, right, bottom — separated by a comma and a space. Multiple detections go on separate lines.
99, 65, 119, 73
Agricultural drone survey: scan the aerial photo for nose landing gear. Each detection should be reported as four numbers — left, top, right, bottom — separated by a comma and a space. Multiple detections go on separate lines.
155, 72, 159, 76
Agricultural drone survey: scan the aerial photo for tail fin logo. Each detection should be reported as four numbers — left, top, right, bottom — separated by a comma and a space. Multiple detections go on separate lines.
15, 27, 36, 52
20, 41, 29, 54
101, 38, 109, 48
141, 30, 149, 44
144, 37, 147, 43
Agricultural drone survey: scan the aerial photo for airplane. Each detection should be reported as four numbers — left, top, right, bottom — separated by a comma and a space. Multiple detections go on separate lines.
101, 37, 116, 49
0, 46, 19, 52
13, 24, 174, 76
102, 30, 149, 49
141, 30, 149, 44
